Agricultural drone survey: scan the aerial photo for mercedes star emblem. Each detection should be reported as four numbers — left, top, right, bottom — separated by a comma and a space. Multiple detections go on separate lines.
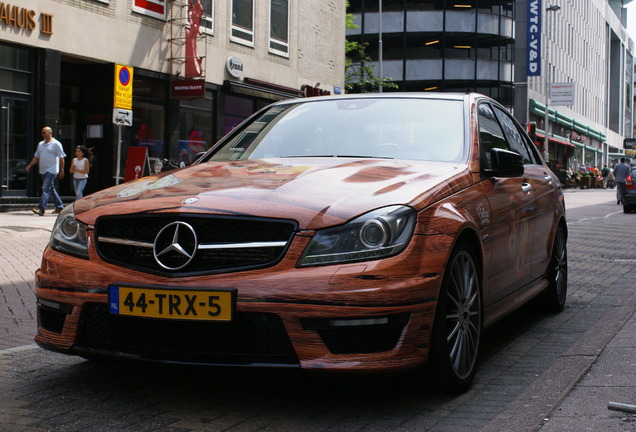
153, 221, 198, 270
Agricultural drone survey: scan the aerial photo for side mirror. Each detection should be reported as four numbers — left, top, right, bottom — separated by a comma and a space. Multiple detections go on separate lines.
484, 148, 524, 178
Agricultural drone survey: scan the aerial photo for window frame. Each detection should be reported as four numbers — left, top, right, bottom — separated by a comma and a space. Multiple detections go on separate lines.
268, 0, 290, 57
492, 105, 536, 165
199, 0, 214, 35
478, 102, 510, 173
230, 0, 255, 47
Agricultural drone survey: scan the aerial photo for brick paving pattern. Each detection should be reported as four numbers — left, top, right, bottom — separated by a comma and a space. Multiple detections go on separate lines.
0, 193, 635, 431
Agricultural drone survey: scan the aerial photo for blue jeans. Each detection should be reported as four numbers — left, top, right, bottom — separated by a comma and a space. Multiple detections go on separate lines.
73, 177, 87, 199
617, 182, 626, 204
38, 172, 64, 212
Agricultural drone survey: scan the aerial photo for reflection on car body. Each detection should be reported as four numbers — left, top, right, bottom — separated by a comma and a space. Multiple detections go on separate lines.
34, 93, 567, 393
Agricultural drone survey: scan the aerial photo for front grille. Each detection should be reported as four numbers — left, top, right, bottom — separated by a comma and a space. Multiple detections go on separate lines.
78, 303, 299, 366
95, 215, 297, 276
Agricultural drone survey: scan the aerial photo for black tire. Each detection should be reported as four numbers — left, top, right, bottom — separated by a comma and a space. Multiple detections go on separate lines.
425, 242, 482, 393
543, 224, 567, 312
624, 205, 633, 214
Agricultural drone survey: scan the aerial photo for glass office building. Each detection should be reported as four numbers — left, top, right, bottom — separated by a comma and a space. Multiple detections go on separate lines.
346, 1, 515, 107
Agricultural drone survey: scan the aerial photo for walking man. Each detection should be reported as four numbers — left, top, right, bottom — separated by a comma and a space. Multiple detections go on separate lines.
613, 158, 631, 205
25, 126, 66, 216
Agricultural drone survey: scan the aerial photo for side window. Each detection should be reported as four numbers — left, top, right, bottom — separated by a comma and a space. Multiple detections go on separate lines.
478, 103, 509, 171
493, 106, 536, 164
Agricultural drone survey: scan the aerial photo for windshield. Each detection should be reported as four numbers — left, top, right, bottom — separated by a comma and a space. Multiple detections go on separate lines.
206, 98, 466, 163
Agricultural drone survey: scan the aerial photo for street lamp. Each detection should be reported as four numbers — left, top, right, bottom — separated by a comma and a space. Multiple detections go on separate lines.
543, 4, 561, 164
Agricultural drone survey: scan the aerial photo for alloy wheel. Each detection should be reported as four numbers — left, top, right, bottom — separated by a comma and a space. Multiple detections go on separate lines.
445, 250, 481, 380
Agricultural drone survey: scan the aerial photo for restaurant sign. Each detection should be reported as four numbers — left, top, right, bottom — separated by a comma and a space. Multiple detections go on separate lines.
171, 79, 205, 99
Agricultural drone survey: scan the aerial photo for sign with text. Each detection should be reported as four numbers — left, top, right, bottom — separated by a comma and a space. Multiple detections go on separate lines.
171, 79, 205, 98
114, 64, 133, 110
551, 82, 575, 106
133, 0, 166, 20
526, 0, 542, 76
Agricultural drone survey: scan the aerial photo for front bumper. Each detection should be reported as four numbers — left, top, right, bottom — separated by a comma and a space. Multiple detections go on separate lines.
34, 236, 446, 372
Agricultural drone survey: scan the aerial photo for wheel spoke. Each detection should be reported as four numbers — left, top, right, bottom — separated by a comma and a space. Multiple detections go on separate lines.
444, 249, 482, 379
551, 229, 568, 302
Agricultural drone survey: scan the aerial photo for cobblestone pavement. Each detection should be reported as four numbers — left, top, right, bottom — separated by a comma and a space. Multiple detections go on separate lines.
1, 190, 635, 431
0, 214, 52, 351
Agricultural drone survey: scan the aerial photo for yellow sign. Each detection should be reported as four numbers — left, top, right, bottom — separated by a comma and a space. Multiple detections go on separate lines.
114, 64, 133, 110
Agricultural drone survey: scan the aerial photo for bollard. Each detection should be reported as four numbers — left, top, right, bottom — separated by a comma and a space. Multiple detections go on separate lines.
608, 401, 636, 414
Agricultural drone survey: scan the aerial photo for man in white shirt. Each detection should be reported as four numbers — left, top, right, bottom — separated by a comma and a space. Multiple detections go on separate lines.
25, 126, 66, 216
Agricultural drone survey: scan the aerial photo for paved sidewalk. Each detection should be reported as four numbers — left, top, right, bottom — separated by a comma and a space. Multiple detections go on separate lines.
0, 211, 55, 350
539, 190, 636, 431
0, 190, 635, 431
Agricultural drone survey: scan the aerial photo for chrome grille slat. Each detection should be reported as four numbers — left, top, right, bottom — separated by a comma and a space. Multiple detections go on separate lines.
98, 237, 154, 248
198, 241, 288, 249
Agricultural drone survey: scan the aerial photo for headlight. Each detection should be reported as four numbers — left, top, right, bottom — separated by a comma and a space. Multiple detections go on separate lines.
299, 205, 416, 267
50, 205, 89, 259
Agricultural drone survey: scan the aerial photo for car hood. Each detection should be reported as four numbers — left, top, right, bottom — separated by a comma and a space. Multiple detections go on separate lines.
74, 158, 471, 230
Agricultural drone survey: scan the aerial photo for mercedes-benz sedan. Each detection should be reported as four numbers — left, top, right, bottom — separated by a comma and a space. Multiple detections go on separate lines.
34, 93, 567, 393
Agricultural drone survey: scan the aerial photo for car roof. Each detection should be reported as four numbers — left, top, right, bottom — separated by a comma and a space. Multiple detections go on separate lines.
273, 92, 481, 106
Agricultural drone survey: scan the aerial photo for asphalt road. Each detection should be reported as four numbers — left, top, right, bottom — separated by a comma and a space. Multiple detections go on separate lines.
0, 188, 634, 431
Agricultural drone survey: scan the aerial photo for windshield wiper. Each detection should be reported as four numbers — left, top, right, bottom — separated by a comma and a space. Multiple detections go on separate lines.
336, 155, 394, 159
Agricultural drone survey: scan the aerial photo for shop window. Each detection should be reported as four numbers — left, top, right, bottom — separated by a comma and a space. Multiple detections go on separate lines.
179, 100, 213, 166
0, 43, 31, 71
224, 95, 255, 134
131, 102, 165, 166
0, 43, 31, 93
231, 0, 254, 46
269, 0, 289, 57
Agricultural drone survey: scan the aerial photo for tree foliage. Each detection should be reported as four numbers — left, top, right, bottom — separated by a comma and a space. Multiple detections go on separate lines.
345, 4, 398, 93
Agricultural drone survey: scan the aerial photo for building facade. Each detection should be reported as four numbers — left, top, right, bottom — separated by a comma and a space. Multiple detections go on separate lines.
348, 0, 635, 174
346, 1, 516, 106
0, 0, 345, 199
515, 0, 634, 173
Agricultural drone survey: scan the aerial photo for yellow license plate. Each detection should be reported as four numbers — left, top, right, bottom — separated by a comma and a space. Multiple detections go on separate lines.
108, 285, 234, 321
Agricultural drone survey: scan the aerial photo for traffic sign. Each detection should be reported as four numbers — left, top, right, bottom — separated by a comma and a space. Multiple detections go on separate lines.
113, 108, 133, 126
114, 64, 133, 110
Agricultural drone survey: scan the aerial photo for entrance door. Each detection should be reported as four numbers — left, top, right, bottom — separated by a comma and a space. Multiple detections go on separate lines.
1, 95, 30, 196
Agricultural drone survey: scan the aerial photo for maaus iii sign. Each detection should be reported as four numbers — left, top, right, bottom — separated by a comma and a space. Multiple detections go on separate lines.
0, 3, 53, 35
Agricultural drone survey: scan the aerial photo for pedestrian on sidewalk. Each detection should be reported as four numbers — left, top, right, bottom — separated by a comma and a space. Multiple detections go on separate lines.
25, 126, 66, 216
601, 165, 610, 189
69, 145, 92, 199
613, 157, 630, 205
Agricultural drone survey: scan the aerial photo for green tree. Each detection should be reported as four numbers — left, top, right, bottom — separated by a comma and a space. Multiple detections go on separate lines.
345, 4, 398, 93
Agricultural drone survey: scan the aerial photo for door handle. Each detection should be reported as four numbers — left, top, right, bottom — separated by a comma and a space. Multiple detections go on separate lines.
544, 175, 553, 184
522, 183, 532, 194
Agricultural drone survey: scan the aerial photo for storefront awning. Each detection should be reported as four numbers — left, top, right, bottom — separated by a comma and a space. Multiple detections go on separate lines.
536, 132, 576, 147
225, 79, 303, 101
